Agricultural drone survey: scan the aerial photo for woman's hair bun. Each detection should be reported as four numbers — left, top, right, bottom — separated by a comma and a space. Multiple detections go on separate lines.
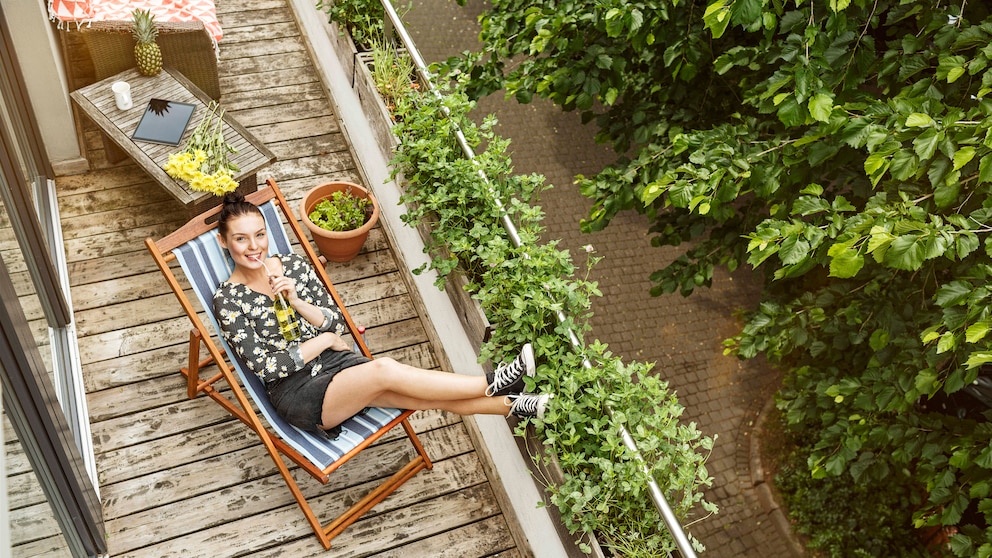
223, 191, 246, 206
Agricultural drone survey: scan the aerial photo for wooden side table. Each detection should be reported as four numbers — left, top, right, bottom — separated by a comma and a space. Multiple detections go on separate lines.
71, 67, 275, 216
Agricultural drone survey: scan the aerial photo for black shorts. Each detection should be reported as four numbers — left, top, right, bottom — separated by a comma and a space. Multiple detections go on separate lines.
266, 349, 371, 433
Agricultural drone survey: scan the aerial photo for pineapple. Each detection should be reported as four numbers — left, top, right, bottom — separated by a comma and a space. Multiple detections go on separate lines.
132, 9, 162, 76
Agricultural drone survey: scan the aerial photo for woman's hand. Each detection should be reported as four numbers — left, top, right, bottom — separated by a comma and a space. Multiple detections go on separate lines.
268, 274, 299, 303
323, 332, 350, 352
299, 332, 351, 363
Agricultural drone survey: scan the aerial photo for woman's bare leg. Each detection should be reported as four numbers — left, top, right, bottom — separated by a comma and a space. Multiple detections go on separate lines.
318, 357, 504, 428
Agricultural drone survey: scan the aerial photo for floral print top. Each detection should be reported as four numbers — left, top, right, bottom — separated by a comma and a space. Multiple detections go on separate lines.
213, 253, 346, 385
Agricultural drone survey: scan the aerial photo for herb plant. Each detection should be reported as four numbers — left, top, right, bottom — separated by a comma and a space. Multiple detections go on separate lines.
307, 189, 371, 232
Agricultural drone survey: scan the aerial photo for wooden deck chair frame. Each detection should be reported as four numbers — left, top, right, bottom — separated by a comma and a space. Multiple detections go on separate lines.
144, 178, 433, 549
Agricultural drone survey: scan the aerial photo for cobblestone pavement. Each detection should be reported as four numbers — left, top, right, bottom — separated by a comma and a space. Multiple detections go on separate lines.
402, 2, 804, 556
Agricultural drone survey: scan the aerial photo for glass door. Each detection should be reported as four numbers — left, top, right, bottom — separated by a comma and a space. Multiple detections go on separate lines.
0, 4, 106, 557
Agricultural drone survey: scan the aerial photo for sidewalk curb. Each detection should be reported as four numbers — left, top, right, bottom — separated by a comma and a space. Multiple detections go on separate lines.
749, 397, 807, 557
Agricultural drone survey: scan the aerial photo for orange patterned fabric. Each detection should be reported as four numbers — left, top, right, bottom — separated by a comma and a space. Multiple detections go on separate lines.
48, 0, 223, 42
49, 0, 94, 23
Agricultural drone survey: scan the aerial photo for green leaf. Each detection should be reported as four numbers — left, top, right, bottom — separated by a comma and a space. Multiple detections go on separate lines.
905, 113, 934, 128
604, 87, 619, 106
970, 352, 992, 369
980, 154, 992, 184
777, 95, 804, 127
779, 234, 810, 265
915, 368, 939, 394
936, 281, 972, 307
869, 329, 890, 351
953, 146, 976, 171
883, 235, 925, 270
867, 227, 896, 262
937, 331, 957, 354
703, 0, 732, 39
827, 240, 864, 278
808, 93, 833, 122
914, 128, 940, 160
934, 179, 962, 208
966, 321, 991, 344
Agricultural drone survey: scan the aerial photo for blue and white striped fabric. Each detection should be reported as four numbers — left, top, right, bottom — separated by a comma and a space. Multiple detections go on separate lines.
172, 200, 404, 470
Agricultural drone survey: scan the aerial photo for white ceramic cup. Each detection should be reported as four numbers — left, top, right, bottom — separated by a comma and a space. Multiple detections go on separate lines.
111, 81, 132, 110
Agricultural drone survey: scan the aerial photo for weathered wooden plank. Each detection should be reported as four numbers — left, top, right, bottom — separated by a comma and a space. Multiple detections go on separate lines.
219, 35, 304, 60
221, 65, 318, 92
77, 316, 192, 365
367, 518, 520, 558
54, 164, 152, 196
63, 222, 183, 262
215, 0, 284, 13
263, 152, 357, 182
10, 535, 71, 558
365, 317, 430, 352
337, 272, 409, 306
263, 134, 350, 161
99, 409, 457, 521
114, 481, 502, 558
81, 343, 190, 392
324, 242, 400, 283
228, 99, 332, 128
57, 181, 175, 218
60, 200, 185, 240
68, 251, 166, 287
104, 436, 481, 553
9, 501, 62, 546
222, 21, 300, 45
86, 373, 188, 423
74, 292, 189, 337
219, 8, 294, 30
221, 81, 326, 112
219, 51, 312, 80
6, 470, 45, 510
90, 386, 233, 453
246, 115, 341, 143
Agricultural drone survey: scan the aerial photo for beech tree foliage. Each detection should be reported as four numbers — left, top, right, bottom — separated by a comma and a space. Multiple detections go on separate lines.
455, 0, 992, 553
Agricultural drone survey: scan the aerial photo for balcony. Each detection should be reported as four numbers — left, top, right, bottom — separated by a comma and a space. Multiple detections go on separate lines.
6, 0, 543, 555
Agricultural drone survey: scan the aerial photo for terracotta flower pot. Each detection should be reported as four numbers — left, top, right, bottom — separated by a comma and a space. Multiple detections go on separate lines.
299, 182, 380, 262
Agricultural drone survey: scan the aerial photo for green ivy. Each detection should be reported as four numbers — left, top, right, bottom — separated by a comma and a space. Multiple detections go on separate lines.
389, 76, 717, 555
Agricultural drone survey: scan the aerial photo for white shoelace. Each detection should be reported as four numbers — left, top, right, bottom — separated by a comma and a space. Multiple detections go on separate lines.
486, 354, 526, 396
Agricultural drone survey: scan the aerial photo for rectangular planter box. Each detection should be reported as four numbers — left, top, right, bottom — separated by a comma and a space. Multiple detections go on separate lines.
354, 51, 402, 165
323, 20, 360, 86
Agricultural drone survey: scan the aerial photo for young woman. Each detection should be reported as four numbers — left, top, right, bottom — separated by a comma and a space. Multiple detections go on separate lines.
212, 192, 551, 437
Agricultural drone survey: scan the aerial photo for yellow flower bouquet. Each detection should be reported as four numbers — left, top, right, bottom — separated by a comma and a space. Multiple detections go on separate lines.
163, 101, 240, 196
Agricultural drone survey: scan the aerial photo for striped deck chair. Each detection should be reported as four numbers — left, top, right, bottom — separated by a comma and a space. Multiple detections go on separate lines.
144, 178, 432, 549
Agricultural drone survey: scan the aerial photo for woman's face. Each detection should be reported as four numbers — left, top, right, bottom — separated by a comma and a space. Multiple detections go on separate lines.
218, 212, 268, 271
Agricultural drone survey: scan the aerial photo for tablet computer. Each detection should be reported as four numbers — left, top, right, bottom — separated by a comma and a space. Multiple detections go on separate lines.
131, 99, 196, 146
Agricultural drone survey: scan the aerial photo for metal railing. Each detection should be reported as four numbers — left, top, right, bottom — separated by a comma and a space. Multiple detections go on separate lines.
377, 3, 698, 556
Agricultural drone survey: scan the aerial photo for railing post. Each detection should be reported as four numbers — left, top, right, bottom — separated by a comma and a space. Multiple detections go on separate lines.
377, 2, 698, 556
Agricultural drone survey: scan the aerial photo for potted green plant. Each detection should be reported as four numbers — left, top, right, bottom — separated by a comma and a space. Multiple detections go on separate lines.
300, 181, 380, 262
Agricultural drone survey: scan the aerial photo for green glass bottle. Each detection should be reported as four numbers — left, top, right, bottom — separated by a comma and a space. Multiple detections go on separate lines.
272, 291, 301, 341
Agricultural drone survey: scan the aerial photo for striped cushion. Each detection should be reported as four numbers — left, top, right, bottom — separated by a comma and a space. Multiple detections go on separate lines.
172, 200, 403, 470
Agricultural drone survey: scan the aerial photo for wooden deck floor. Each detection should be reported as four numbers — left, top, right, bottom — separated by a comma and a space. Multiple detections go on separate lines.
6, 1, 521, 556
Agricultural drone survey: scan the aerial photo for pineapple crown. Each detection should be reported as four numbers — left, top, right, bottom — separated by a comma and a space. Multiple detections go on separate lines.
132, 9, 159, 43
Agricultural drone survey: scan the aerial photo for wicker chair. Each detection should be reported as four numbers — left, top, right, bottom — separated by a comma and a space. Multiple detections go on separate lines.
77, 19, 220, 163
